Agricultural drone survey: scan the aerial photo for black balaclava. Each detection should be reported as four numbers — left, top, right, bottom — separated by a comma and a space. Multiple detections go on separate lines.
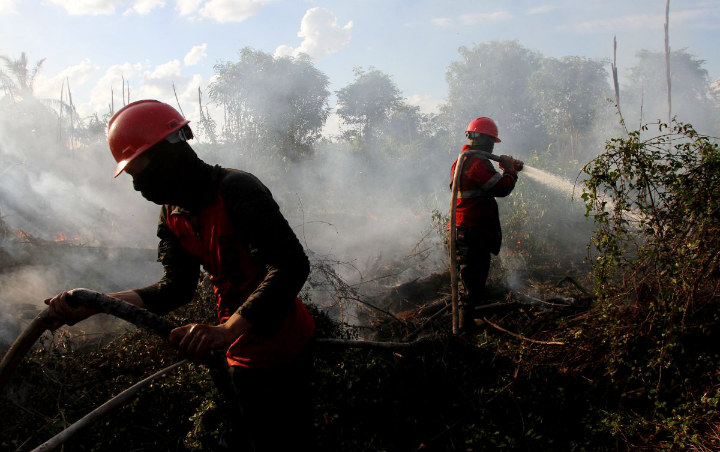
131, 140, 216, 210
468, 133, 495, 153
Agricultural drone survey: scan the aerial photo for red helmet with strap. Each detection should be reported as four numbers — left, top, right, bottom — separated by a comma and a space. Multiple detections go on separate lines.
108, 100, 190, 177
465, 117, 501, 143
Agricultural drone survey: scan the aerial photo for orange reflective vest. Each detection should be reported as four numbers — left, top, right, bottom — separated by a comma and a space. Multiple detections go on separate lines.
165, 192, 315, 368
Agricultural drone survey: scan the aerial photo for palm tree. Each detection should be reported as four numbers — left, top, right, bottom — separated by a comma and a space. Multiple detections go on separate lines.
0, 52, 46, 103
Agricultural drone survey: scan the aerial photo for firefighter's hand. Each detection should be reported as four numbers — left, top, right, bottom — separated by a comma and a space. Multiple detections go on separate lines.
43, 290, 98, 330
170, 322, 241, 362
498, 155, 516, 173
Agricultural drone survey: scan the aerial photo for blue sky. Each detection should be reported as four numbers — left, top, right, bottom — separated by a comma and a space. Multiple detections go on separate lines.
1, 0, 718, 129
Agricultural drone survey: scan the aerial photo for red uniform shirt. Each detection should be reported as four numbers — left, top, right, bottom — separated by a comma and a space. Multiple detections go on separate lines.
165, 192, 315, 369
450, 144, 517, 254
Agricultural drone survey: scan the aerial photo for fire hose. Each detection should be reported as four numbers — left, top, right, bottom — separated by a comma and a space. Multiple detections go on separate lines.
0, 289, 180, 390
1, 290, 430, 451
0, 289, 231, 451
30, 360, 188, 452
449, 150, 520, 335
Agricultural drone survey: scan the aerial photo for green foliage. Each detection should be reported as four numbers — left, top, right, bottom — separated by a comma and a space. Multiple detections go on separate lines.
336, 66, 403, 146
623, 49, 720, 134
312, 334, 608, 451
0, 51, 45, 102
208, 47, 331, 162
494, 146, 593, 273
581, 119, 720, 447
441, 40, 620, 165
444, 40, 542, 141
529, 56, 614, 155
430, 208, 450, 253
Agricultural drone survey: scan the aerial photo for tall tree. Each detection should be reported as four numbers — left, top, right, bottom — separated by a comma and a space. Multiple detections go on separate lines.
208, 48, 331, 161
335, 67, 403, 145
442, 40, 543, 152
529, 56, 613, 159
623, 49, 719, 134
0, 52, 45, 103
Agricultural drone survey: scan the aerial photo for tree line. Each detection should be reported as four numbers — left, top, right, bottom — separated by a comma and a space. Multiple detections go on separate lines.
2, 40, 719, 167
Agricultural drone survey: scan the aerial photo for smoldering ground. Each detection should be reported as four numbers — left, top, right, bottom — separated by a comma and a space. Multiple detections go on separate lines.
0, 101, 605, 342
3, 40, 715, 341
0, 102, 163, 345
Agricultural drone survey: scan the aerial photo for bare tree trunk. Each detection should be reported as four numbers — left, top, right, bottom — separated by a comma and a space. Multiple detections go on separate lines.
664, 0, 672, 126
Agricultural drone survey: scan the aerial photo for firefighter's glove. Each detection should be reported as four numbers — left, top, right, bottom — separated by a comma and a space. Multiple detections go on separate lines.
498, 155, 517, 175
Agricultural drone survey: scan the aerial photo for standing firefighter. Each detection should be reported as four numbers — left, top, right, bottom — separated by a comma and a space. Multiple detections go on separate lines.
44, 99, 316, 451
450, 117, 523, 332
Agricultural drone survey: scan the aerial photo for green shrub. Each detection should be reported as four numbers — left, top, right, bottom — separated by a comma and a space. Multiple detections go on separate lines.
581, 119, 720, 447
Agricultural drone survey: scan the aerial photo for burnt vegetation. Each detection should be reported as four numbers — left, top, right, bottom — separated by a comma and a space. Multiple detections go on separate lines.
1, 30, 720, 452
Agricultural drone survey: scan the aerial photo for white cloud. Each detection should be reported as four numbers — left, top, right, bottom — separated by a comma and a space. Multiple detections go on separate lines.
321, 111, 342, 137
47, 0, 164, 15
85, 62, 144, 115
0, 0, 17, 14
459, 11, 512, 25
274, 7, 352, 60
184, 44, 207, 66
126, 0, 165, 15
69, 59, 207, 124
407, 93, 440, 114
526, 5, 556, 15
711, 79, 720, 99
431, 17, 452, 27
200, 0, 267, 23
33, 59, 99, 104
47, 0, 123, 15
178, 0, 269, 23
561, 9, 709, 34
176, 0, 202, 16
563, 13, 664, 33
139, 61, 201, 110
145, 60, 182, 80
274, 44, 294, 58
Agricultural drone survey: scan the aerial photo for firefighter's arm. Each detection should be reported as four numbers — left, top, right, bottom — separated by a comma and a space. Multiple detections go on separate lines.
43, 291, 98, 330
222, 174, 310, 334
44, 209, 199, 329
169, 313, 251, 362
478, 157, 517, 197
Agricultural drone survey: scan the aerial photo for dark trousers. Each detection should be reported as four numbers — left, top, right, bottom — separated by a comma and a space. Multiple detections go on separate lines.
211, 348, 315, 452
455, 227, 492, 324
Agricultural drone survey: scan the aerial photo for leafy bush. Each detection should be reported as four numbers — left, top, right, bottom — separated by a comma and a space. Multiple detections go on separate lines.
581, 120, 720, 447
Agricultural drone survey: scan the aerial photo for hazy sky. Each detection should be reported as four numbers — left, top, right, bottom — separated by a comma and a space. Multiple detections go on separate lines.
1, 0, 718, 126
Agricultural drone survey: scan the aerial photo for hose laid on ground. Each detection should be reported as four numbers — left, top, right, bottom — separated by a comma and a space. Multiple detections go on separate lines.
30, 360, 188, 452
1, 289, 437, 451
0, 290, 223, 452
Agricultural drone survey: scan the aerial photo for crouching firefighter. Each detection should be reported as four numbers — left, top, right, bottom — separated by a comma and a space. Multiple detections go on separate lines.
449, 117, 523, 333
44, 100, 316, 451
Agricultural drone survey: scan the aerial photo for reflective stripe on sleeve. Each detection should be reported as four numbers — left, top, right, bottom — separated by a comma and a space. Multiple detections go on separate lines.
481, 172, 502, 191
458, 173, 502, 198
457, 189, 485, 199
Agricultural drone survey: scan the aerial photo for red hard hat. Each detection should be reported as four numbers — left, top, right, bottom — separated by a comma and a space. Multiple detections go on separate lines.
108, 100, 190, 177
465, 117, 501, 143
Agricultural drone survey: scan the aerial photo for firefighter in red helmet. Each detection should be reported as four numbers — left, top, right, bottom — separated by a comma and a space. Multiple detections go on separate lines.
44, 100, 316, 451
450, 117, 523, 332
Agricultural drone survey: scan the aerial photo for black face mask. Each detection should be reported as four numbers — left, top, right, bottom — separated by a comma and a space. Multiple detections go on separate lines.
132, 167, 177, 205
131, 142, 205, 207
